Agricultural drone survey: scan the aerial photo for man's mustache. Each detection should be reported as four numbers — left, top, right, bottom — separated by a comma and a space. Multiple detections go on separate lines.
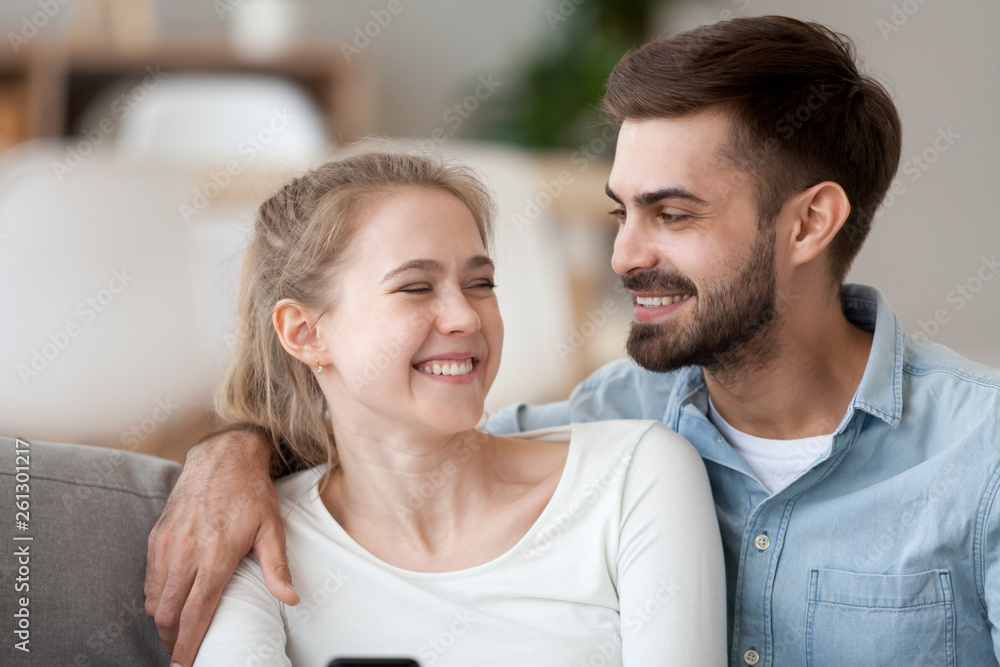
622, 269, 698, 295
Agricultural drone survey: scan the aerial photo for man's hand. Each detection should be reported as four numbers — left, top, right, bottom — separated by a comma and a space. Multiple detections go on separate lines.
144, 428, 300, 666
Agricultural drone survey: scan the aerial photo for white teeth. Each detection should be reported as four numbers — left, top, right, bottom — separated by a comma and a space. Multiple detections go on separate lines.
636, 294, 692, 307
417, 359, 474, 376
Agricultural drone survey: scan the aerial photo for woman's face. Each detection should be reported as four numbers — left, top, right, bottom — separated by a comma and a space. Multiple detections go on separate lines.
316, 186, 502, 441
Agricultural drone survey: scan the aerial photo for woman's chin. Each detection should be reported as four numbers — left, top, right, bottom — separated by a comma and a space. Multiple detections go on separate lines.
419, 402, 486, 435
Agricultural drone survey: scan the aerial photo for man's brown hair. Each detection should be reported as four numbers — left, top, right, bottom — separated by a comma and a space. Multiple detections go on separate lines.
603, 16, 902, 284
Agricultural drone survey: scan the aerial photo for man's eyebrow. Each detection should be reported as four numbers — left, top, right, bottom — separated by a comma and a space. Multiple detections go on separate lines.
605, 183, 709, 209
606, 183, 622, 204
381, 255, 495, 283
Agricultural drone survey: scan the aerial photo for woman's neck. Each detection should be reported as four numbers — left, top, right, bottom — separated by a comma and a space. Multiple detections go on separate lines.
319, 427, 571, 573
321, 428, 498, 549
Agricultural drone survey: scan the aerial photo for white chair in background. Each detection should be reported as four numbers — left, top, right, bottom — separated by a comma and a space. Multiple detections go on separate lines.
112, 73, 332, 167
0, 140, 250, 453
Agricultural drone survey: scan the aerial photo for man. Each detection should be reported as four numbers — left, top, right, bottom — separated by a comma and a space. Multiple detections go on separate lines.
145, 16, 1000, 666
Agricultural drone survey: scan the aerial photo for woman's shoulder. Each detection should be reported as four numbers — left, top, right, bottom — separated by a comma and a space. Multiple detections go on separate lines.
508, 419, 702, 482
572, 419, 698, 457
570, 418, 681, 441
515, 419, 689, 448
274, 466, 328, 515
566, 420, 707, 491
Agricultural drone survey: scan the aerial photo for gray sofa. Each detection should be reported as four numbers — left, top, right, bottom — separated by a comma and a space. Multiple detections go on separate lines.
1, 435, 180, 665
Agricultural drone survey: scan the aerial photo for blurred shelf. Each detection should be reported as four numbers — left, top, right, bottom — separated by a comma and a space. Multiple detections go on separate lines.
0, 38, 374, 145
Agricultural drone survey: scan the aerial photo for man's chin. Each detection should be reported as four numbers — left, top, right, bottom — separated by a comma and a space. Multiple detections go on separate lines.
626, 326, 699, 374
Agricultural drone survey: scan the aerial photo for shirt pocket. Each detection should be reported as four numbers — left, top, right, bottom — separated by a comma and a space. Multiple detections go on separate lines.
805, 568, 955, 667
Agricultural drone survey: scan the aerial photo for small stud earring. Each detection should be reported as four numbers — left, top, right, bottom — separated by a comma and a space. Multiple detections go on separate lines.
315, 358, 324, 374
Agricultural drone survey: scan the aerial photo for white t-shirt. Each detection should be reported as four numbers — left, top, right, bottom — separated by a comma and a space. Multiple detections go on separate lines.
708, 399, 833, 495
194, 420, 727, 666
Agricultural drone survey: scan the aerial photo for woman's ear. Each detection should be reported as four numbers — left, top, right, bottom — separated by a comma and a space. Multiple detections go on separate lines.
272, 299, 326, 366
784, 180, 851, 269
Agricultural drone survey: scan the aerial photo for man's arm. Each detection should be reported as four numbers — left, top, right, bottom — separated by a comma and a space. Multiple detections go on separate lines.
486, 399, 574, 434
144, 427, 299, 667
486, 358, 670, 435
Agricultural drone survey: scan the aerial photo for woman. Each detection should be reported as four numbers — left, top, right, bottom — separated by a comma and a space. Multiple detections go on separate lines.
193, 151, 726, 666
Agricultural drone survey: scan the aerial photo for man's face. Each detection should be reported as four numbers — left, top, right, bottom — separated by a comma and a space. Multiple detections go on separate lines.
607, 110, 781, 375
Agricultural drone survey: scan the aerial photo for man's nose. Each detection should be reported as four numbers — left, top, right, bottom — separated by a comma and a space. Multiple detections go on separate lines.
612, 219, 658, 275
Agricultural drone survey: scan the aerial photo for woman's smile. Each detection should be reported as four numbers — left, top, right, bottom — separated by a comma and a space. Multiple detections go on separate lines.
414, 357, 476, 378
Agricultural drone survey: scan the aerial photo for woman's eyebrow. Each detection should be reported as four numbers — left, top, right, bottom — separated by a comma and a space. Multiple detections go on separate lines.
380, 255, 494, 283
465, 255, 495, 272
381, 259, 442, 283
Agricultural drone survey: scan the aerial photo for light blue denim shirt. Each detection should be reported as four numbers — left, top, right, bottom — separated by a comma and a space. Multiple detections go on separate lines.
488, 284, 1000, 666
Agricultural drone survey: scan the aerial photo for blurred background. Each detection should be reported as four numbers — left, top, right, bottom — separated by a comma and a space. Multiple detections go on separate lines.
0, 0, 996, 460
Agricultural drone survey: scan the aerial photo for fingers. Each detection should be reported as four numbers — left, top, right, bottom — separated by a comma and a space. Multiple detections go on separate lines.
255, 519, 299, 606
144, 526, 165, 616
144, 428, 277, 663
168, 568, 229, 667
151, 559, 198, 654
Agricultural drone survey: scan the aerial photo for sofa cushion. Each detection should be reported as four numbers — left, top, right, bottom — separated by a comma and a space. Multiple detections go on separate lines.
1, 436, 180, 665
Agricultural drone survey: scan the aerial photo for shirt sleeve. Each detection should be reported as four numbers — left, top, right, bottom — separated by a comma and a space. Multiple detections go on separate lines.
193, 555, 292, 667
487, 359, 672, 434
977, 463, 1000, 663
617, 422, 728, 666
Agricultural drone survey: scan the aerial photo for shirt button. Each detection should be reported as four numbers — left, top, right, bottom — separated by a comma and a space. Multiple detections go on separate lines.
754, 534, 770, 551
743, 649, 760, 665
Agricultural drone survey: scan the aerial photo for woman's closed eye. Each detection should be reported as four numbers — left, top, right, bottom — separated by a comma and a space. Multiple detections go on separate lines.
397, 280, 496, 294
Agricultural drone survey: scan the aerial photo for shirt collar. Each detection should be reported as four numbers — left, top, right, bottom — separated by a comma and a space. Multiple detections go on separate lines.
666, 283, 904, 429
839, 283, 904, 428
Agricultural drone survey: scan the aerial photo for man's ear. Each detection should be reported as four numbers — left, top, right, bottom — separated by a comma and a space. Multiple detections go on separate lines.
272, 299, 326, 367
783, 181, 851, 269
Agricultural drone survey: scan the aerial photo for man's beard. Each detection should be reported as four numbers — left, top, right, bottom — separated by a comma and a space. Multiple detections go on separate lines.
624, 224, 780, 379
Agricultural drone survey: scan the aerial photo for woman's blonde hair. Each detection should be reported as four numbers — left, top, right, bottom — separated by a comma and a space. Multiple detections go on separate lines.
216, 151, 496, 474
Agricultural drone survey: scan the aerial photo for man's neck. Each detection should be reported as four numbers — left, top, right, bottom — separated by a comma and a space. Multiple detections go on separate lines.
704, 291, 874, 440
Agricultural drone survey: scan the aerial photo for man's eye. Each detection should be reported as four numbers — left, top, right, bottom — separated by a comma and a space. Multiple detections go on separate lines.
661, 213, 690, 223
469, 281, 497, 290
399, 285, 431, 293
609, 208, 626, 222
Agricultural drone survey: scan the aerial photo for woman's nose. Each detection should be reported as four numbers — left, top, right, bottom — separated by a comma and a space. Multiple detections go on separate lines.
436, 290, 481, 334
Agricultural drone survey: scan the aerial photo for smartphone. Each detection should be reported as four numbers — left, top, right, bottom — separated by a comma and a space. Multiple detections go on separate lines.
328, 659, 419, 667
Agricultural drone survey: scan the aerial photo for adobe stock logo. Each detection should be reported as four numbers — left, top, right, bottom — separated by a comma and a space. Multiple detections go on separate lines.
17, 268, 135, 385
7, 0, 73, 53
912, 254, 1000, 341
877, 0, 931, 40
339, 0, 415, 62
178, 107, 296, 222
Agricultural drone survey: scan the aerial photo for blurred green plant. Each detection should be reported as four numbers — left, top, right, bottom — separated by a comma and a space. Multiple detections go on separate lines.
467, 0, 671, 148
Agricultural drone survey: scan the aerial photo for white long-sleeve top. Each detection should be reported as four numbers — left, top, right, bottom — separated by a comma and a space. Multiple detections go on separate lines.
194, 420, 727, 666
